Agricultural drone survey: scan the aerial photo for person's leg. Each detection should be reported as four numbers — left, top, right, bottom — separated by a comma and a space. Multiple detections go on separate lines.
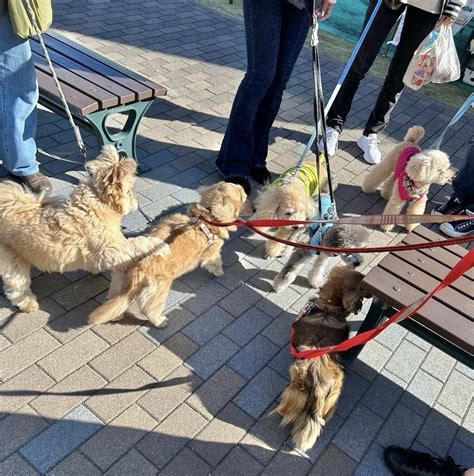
251, 2, 310, 169
452, 142, 474, 207
326, 0, 403, 133
215, 0, 283, 180
363, 6, 439, 135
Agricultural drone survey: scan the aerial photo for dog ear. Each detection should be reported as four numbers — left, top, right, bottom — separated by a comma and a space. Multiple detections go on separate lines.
253, 187, 280, 219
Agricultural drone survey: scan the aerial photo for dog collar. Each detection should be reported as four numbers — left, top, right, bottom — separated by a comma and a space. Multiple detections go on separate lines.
192, 218, 217, 243
395, 147, 426, 202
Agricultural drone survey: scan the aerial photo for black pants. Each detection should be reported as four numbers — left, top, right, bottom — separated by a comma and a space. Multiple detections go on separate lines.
453, 142, 474, 209
327, 1, 439, 135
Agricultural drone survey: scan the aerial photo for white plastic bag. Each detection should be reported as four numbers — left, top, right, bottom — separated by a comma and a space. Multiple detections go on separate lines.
403, 31, 438, 90
432, 25, 461, 84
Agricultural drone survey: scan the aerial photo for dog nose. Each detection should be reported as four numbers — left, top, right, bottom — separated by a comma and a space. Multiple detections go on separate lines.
292, 225, 299, 230
353, 260, 361, 267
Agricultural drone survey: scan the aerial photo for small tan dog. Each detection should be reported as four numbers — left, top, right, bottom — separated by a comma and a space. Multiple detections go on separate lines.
253, 163, 326, 259
0, 145, 168, 313
362, 126, 454, 232
89, 182, 248, 328
274, 267, 369, 452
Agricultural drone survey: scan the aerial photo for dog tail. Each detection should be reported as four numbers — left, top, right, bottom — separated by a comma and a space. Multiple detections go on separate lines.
291, 356, 344, 452
404, 125, 425, 144
0, 181, 44, 219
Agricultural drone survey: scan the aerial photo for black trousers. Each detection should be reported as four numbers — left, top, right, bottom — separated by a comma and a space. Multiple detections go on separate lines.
327, 1, 439, 135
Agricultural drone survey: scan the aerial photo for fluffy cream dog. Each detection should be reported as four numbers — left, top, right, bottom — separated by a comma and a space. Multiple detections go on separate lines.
89, 182, 248, 328
253, 163, 327, 259
362, 126, 454, 232
0, 145, 168, 313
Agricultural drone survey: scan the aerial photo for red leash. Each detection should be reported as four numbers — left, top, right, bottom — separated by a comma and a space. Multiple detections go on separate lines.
289, 249, 474, 359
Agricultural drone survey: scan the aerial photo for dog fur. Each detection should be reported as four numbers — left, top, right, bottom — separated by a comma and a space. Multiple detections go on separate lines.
88, 182, 248, 328
361, 126, 454, 232
0, 145, 168, 313
273, 224, 370, 291
275, 267, 370, 451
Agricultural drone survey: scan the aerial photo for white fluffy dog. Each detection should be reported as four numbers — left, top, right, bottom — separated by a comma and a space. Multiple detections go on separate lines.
0, 145, 168, 313
362, 126, 454, 232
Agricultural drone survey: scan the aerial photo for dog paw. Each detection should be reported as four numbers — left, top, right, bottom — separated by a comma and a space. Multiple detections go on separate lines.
308, 276, 325, 289
211, 266, 224, 277
405, 223, 417, 232
380, 224, 394, 232
149, 315, 168, 328
18, 298, 40, 313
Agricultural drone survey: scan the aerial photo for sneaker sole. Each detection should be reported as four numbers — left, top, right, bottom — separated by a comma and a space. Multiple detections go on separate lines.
356, 139, 380, 165
439, 222, 472, 238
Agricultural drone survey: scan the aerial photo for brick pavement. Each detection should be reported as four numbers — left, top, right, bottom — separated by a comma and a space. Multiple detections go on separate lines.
1, 0, 473, 474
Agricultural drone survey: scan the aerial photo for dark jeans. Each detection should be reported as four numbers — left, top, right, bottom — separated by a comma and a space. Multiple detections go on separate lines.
453, 142, 474, 209
327, 1, 438, 135
216, 0, 310, 177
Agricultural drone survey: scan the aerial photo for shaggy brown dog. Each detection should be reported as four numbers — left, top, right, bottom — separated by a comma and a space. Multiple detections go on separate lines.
275, 267, 370, 452
361, 126, 454, 232
89, 182, 248, 328
0, 145, 168, 313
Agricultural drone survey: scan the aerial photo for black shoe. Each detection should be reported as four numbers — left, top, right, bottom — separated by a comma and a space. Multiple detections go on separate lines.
250, 165, 272, 185
383, 446, 465, 476
224, 176, 251, 196
439, 210, 474, 237
8, 172, 52, 194
432, 196, 464, 216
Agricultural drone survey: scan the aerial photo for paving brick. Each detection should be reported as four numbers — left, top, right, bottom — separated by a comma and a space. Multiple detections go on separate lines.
374, 324, 407, 351
401, 369, 443, 417
182, 305, 234, 345
30, 365, 107, 420
333, 404, 384, 462
186, 366, 246, 420
138, 365, 202, 422
437, 370, 473, 418
261, 309, 295, 348
384, 340, 427, 383
0, 330, 60, 382
448, 439, 474, 470
229, 335, 280, 379
138, 332, 198, 381
104, 449, 157, 476
31, 274, 71, 300
0, 365, 55, 415
353, 443, 392, 476
160, 447, 211, 476
81, 404, 157, 471
185, 334, 240, 380
20, 405, 103, 474
302, 414, 344, 463
268, 346, 293, 378
0, 453, 38, 476
233, 367, 287, 420
190, 403, 254, 466
51, 275, 109, 310
48, 451, 101, 475
1, 298, 64, 343
218, 284, 264, 317
182, 280, 230, 316
310, 444, 358, 476
89, 332, 155, 381
336, 371, 371, 419
261, 449, 312, 476
91, 316, 139, 345
0, 334, 10, 350
361, 373, 404, 419
222, 307, 272, 346
350, 340, 392, 382
137, 403, 207, 469
84, 365, 155, 423
38, 331, 108, 382
417, 408, 459, 456
213, 446, 264, 476
0, 406, 48, 461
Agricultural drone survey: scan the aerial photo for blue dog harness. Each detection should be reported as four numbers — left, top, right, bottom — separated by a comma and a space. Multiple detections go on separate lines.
308, 194, 337, 255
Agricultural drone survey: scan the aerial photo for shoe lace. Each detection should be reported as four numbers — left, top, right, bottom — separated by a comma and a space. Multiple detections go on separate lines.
367, 135, 379, 148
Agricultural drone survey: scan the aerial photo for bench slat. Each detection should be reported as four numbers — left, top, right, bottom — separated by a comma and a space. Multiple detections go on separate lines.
32, 50, 120, 110
36, 69, 99, 115
378, 254, 473, 319
361, 267, 473, 354
412, 225, 468, 258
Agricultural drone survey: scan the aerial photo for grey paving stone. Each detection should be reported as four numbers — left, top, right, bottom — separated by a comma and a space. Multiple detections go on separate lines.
401, 370, 443, 417
353, 443, 392, 476
374, 324, 407, 351
309, 444, 358, 476
20, 405, 103, 474
261, 449, 312, 476
223, 307, 272, 346
448, 439, 474, 469
417, 408, 460, 456
0, 453, 38, 476
228, 335, 280, 380
361, 373, 404, 419
51, 275, 109, 311
302, 414, 344, 463
336, 371, 371, 419
261, 310, 295, 348
48, 451, 101, 475
268, 347, 293, 378
333, 404, 384, 462
384, 340, 427, 383
213, 446, 264, 476
218, 284, 264, 317
437, 370, 473, 419
233, 367, 287, 420
185, 334, 240, 380
104, 449, 157, 476
350, 340, 392, 382
182, 280, 230, 316
160, 447, 210, 476
182, 306, 234, 345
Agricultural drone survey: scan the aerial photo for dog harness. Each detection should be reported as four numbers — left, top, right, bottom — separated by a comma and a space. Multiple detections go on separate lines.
271, 163, 321, 197
192, 218, 217, 243
308, 194, 335, 256
395, 146, 426, 202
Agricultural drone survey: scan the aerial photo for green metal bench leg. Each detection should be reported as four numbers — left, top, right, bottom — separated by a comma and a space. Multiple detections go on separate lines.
344, 297, 389, 365
84, 99, 154, 163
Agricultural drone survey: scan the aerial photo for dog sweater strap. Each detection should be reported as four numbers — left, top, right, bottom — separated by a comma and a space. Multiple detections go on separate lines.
395, 146, 421, 202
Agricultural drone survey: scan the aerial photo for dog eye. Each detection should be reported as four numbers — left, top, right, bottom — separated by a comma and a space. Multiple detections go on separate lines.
285, 212, 292, 217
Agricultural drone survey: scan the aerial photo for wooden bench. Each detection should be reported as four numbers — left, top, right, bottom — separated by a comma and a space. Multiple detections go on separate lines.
30, 32, 167, 161
346, 226, 473, 368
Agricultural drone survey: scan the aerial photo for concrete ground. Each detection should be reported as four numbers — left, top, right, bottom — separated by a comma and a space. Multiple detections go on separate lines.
0, 0, 473, 474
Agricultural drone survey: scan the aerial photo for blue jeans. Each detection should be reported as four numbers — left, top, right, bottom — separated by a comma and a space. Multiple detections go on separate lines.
215, 0, 310, 178
0, 12, 39, 176
453, 142, 474, 210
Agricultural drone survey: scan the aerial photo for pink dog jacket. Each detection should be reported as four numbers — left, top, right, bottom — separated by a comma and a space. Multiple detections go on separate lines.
394, 146, 425, 202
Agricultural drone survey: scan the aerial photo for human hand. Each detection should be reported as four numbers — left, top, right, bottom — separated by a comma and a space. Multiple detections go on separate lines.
437, 15, 455, 26
317, 0, 336, 21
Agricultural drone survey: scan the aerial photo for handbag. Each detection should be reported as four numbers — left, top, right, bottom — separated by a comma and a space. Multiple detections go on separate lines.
8, 0, 52, 38
431, 25, 461, 84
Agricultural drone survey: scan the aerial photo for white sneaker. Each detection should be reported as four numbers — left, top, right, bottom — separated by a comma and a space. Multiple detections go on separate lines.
357, 133, 381, 165
318, 127, 339, 157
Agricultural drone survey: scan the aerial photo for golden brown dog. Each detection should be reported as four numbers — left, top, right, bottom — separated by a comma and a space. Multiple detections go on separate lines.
275, 267, 370, 452
88, 182, 248, 328
0, 145, 168, 313
362, 126, 454, 232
